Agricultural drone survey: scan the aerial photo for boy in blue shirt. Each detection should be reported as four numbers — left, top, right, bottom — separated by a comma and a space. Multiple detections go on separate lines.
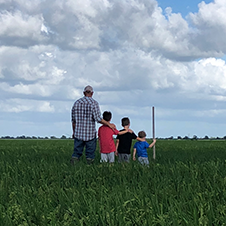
133, 131, 156, 165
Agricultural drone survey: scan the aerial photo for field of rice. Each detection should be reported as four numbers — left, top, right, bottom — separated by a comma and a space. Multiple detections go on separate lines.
1, 139, 226, 225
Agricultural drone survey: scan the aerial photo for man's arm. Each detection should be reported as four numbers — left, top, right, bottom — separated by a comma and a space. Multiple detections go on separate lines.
92, 102, 116, 129
71, 104, 76, 138
99, 119, 116, 130
72, 122, 75, 138
133, 148, 137, 161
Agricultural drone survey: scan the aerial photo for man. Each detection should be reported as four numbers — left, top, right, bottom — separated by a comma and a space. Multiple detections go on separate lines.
70, 85, 115, 165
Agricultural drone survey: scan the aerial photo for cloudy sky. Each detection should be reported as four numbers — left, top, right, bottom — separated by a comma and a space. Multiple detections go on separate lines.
1, 0, 226, 138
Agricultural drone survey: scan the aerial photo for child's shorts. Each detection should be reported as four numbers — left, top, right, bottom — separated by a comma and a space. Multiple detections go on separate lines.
100, 152, 115, 163
138, 157, 149, 165
118, 154, 131, 163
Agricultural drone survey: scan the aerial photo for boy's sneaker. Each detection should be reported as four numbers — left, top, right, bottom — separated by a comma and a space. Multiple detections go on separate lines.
70, 157, 79, 165
86, 158, 94, 165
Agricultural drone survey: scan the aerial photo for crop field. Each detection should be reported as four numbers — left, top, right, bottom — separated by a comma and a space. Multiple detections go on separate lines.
1, 139, 226, 225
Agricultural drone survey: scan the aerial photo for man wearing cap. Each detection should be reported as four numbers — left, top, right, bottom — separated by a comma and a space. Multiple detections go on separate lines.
70, 85, 115, 165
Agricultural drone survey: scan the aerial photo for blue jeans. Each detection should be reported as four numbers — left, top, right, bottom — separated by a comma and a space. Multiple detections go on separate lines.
72, 137, 96, 159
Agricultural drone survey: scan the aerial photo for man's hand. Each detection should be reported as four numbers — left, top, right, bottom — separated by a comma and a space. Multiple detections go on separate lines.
109, 123, 116, 130
115, 150, 118, 156
133, 156, 136, 161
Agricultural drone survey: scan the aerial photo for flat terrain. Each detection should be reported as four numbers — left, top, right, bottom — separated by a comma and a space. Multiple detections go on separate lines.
1, 139, 226, 225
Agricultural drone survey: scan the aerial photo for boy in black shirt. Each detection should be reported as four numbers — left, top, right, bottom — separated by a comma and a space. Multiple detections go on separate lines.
115, 117, 139, 163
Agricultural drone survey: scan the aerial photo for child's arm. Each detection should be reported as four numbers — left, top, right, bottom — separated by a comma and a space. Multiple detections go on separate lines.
98, 129, 101, 153
115, 139, 119, 156
128, 128, 141, 140
118, 128, 129, 135
149, 139, 156, 148
136, 137, 143, 142
133, 148, 137, 161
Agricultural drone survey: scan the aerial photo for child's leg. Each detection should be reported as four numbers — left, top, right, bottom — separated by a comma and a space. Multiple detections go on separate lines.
118, 154, 130, 163
108, 152, 115, 163
138, 157, 149, 165
123, 154, 130, 163
100, 153, 108, 163
118, 154, 123, 163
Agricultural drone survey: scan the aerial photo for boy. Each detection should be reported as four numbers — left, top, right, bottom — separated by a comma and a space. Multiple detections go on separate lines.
98, 111, 129, 163
133, 131, 156, 166
115, 117, 139, 163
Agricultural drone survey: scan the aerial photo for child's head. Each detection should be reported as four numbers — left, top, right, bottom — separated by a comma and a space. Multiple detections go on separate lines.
103, 111, 112, 122
121, 117, 130, 127
138, 131, 146, 138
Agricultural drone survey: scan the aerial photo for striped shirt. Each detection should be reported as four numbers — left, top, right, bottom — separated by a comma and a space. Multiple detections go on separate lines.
71, 96, 102, 141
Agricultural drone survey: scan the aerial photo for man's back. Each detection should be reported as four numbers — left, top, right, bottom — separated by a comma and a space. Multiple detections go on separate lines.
72, 96, 102, 141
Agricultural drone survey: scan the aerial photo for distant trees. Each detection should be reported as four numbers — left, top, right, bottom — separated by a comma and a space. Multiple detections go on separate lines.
1, 136, 14, 139
0, 135, 71, 139
1, 134, 226, 140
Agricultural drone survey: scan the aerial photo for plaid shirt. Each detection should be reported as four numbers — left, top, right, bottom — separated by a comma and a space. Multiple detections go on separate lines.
71, 96, 102, 141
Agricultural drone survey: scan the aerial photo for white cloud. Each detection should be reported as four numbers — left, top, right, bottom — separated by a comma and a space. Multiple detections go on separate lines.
41, 23, 49, 34
0, 10, 46, 40
188, 0, 226, 53
65, 0, 99, 18
190, 0, 226, 28
0, 99, 55, 113
0, 0, 11, 4
195, 58, 226, 90
37, 101, 55, 112
194, 108, 226, 118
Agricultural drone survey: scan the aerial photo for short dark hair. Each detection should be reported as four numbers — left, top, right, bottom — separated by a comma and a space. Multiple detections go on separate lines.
121, 117, 130, 127
103, 111, 112, 122
138, 131, 146, 138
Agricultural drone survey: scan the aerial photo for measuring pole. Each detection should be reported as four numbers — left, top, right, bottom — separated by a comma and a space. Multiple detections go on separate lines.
152, 106, 156, 159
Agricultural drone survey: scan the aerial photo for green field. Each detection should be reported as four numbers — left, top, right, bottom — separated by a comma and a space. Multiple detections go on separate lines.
1, 139, 226, 225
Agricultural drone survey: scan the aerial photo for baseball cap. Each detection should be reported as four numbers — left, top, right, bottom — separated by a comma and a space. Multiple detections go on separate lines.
83, 85, 93, 92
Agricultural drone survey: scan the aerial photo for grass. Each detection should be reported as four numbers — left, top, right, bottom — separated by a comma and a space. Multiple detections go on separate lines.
1, 139, 226, 225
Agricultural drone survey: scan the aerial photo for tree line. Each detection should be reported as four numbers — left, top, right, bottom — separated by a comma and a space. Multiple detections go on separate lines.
1, 135, 226, 140
0, 135, 71, 139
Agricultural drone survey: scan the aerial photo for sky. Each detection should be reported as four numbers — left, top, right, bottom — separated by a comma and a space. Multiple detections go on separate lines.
1, 0, 226, 139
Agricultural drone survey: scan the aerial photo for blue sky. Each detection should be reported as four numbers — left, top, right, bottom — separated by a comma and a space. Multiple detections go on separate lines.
158, 0, 213, 17
1, 0, 226, 139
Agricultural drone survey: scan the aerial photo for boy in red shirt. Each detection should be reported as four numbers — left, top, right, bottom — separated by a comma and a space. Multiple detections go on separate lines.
98, 111, 129, 163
